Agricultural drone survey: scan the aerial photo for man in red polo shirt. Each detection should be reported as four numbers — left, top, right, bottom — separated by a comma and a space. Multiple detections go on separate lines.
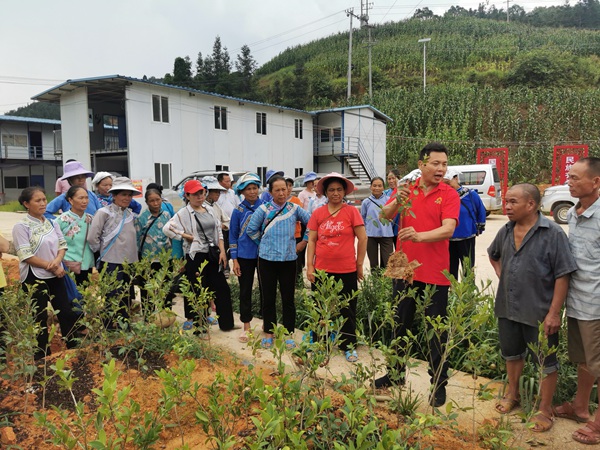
375, 142, 460, 408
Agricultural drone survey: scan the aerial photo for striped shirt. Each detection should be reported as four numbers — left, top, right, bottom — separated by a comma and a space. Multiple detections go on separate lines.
566, 197, 600, 320
247, 201, 310, 262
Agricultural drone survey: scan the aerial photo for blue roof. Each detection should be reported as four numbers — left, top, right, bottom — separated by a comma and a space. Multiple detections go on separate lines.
0, 115, 61, 125
32, 74, 312, 115
32, 75, 391, 121
309, 105, 393, 122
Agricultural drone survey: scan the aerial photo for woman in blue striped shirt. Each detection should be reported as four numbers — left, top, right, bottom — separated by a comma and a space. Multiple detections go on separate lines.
247, 175, 310, 349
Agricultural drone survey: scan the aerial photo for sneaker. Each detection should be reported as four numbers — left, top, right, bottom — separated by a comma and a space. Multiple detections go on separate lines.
429, 386, 446, 407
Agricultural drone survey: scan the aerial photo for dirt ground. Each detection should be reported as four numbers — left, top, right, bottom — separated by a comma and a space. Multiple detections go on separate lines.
0, 212, 593, 448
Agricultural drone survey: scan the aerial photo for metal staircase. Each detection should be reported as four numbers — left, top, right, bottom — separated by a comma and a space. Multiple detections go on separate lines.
346, 138, 377, 184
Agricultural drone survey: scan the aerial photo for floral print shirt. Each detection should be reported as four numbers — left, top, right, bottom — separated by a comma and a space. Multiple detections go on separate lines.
57, 210, 95, 270
136, 209, 172, 261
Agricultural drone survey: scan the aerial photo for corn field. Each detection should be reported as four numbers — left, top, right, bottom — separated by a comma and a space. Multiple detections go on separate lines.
255, 17, 600, 183
373, 86, 600, 183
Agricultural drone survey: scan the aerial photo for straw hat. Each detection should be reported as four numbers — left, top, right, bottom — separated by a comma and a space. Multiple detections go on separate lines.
315, 172, 355, 196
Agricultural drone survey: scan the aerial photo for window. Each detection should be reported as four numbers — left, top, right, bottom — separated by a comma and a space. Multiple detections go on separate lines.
4, 176, 29, 189
152, 95, 169, 123
257, 166, 267, 185
294, 119, 303, 139
214, 106, 227, 130
154, 163, 172, 189
333, 127, 342, 142
1, 133, 27, 147
295, 168, 304, 177
104, 115, 119, 150
215, 165, 229, 172
256, 112, 267, 135
461, 171, 486, 185
320, 128, 330, 143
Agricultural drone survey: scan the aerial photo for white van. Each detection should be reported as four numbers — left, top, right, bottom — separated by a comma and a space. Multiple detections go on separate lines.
451, 164, 503, 215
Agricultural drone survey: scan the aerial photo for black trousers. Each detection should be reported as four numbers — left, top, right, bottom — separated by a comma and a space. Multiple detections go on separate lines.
23, 269, 80, 359
391, 279, 450, 388
366, 236, 395, 269
449, 237, 476, 280
237, 257, 260, 324
74, 269, 92, 287
258, 258, 297, 334
312, 271, 358, 351
185, 253, 234, 330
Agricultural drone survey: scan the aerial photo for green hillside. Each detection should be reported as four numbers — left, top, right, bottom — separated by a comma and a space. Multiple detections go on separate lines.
255, 17, 600, 182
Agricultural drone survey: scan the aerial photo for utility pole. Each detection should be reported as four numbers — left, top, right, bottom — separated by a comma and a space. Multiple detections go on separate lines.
506, 0, 510, 22
360, 0, 374, 101
346, 8, 359, 100
418, 38, 431, 93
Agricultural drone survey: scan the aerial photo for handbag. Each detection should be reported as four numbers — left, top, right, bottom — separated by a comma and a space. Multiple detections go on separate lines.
64, 260, 82, 274
193, 213, 220, 263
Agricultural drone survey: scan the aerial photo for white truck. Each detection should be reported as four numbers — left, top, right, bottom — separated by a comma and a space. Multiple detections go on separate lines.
540, 184, 576, 224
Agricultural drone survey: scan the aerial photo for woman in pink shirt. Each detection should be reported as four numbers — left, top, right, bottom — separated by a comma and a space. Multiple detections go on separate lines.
306, 173, 367, 362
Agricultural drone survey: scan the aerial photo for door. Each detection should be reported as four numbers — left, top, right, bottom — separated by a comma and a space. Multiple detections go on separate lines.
29, 131, 42, 159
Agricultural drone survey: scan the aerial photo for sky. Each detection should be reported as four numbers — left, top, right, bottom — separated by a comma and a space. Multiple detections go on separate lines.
0, 0, 566, 114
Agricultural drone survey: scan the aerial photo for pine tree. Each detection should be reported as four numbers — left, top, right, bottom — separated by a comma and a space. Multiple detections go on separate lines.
234, 44, 258, 97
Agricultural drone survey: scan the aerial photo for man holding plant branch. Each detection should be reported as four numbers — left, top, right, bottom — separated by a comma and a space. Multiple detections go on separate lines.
488, 183, 576, 432
376, 142, 460, 408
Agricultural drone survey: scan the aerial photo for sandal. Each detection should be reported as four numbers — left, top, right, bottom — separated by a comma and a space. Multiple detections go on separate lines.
285, 339, 296, 350
261, 337, 274, 349
495, 397, 520, 414
553, 401, 589, 423
345, 349, 358, 363
573, 421, 600, 445
238, 330, 249, 343
529, 411, 554, 433
207, 316, 219, 326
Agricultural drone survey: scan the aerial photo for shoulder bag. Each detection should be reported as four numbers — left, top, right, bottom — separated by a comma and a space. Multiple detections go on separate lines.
138, 212, 162, 260
96, 212, 127, 268
193, 212, 220, 263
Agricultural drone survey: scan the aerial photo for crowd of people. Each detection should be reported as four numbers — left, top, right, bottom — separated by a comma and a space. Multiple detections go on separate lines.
4, 146, 600, 445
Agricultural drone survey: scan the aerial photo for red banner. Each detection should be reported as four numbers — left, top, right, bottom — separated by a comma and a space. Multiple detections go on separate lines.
552, 145, 588, 185
477, 147, 509, 213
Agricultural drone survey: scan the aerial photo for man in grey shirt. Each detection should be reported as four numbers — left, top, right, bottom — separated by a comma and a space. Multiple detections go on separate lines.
554, 157, 600, 445
488, 184, 576, 432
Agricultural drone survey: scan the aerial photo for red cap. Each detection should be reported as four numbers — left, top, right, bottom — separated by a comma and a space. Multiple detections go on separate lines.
184, 179, 205, 194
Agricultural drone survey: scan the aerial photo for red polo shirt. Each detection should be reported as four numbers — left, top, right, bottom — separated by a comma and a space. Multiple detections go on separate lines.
386, 179, 460, 286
